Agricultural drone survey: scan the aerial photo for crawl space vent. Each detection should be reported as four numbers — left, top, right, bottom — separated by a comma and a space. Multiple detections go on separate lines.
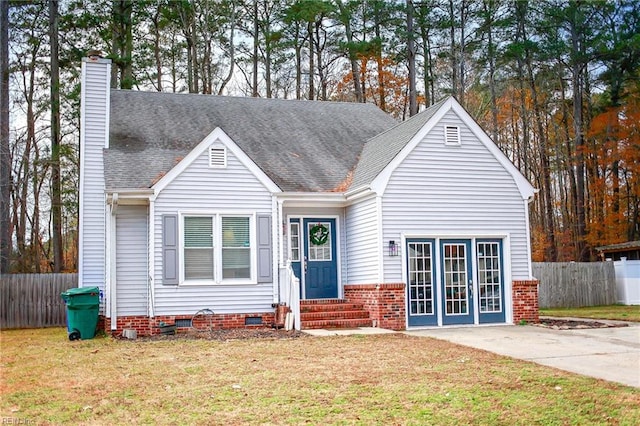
175, 319, 192, 328
245, 317, 263, 326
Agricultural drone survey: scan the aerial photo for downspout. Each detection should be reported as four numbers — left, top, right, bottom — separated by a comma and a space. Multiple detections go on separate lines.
376, 195, 384, 283
148, 195, 156, 318
524, 195, 535, 279
104, 204, 111, 320
109, 192, 118, 331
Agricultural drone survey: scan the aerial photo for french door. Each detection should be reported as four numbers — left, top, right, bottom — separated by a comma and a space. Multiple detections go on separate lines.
406, 238, 505, 327
440, 240, 474, 325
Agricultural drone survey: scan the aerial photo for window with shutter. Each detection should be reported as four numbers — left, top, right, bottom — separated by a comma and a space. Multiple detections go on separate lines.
179, 213, 259, 284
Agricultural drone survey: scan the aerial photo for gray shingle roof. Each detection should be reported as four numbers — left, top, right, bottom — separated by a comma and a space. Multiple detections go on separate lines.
105, 90, 398, 192
350, 98, 448, 190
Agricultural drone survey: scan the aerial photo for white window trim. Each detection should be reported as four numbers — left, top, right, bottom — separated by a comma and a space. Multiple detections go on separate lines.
444, 125, 461, 146
179, 211, 257, 285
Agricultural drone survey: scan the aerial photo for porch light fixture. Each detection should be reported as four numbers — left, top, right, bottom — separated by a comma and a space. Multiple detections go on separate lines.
388, 240, 398, 257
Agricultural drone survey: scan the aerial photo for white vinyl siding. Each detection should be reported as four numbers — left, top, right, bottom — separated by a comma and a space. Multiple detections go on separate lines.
345, 196, 380, 284
115, 205, 148, 316
153, 142, 273, 315
79, 59, 110, 299
381, 110, 530, 282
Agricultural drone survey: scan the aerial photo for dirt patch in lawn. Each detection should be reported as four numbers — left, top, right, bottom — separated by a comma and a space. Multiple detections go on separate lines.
532, 318, 629, 330
128, 327, 308, 341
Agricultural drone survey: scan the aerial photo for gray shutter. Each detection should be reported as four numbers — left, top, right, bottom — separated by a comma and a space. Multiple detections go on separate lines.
256, 214, 272, 283
162, 214, 179, 285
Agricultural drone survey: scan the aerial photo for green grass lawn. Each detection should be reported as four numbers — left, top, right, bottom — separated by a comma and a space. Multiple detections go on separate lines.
540, 304, 640, 322
1, 328, 638, 425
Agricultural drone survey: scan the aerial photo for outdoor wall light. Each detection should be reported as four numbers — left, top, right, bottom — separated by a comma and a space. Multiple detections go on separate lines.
388, 240, 398, 257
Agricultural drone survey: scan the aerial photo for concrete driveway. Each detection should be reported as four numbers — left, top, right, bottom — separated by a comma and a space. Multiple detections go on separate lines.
405, 321, 640, 388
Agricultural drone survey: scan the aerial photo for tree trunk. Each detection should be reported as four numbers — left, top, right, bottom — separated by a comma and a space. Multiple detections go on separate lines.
151, 5, 162, 91
338, 1, 363, 102
314, 21, 327, 100
407, 0, 417, 116
294, 24, 302, 100
373, 6, 385, 111
218, 5, 236, 96
111, 0, 133, 90
0, 0, 11, 272
570, 6, 588, 261
253, 0, 259, 97
49, 0, 62, 271
483, 0, 498, 143
448, 0, 457, 99
308, 20, 314, 100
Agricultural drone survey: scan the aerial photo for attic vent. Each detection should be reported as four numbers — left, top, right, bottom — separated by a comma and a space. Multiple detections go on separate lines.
444, 125, 461, 146
209, 147, 227, 168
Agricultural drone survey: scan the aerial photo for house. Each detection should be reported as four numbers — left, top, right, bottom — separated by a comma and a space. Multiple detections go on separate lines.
79, 54, 539, 336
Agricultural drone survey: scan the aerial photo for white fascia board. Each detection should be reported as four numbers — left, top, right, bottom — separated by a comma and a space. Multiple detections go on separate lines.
370, 97, 536, 201
344, 185, 375, 204
152, 127, 281, 194
276, 192, 347, 207
370, 98, 452, 195
106, 189, 154, 205
448, 100, 536, 200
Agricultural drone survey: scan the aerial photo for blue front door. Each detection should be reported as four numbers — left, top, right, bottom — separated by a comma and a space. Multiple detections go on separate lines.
440, 240, 474, 325
303, 218, 338, 299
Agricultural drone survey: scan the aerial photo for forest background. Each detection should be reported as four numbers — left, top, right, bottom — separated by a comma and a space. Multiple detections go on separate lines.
0, 0, 638, 273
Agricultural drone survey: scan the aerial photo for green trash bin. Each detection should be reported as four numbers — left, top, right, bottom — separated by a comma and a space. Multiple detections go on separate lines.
61, 287, 100, 341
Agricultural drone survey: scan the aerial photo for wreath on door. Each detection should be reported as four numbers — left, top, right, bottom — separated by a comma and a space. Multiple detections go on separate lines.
310, 223, 329, 245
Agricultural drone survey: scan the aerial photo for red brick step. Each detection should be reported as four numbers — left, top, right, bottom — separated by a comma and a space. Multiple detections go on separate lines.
300, 299, 372, 329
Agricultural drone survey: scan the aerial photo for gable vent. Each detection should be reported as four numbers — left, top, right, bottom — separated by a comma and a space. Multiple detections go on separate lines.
209, 147, 227, 168
444, 125, 461, 146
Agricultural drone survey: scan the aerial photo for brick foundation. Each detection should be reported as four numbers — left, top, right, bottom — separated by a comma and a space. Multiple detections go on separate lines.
512, 279, 539, 323
101, 312, 276, 337
344, 283, 406, 330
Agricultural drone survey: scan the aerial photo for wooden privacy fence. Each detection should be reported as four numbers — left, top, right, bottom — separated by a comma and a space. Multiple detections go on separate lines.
1, 273, 78, 329
533, 262, 617, 308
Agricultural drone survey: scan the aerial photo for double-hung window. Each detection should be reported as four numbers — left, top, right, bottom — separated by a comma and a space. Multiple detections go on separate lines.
184, 217, 214, 280
182, 214, 254, 284
221, 217, 251, 279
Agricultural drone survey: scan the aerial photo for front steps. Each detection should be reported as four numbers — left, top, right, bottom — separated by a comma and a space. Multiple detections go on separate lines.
300, 299, 373, 329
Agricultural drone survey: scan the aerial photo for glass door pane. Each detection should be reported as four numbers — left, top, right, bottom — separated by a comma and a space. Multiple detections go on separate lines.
443, 243, 469, 316
406, 240, 437, 326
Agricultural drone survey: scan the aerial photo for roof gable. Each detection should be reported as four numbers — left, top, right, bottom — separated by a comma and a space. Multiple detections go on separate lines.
351, 97, 535, 200
152, 127, 281, 194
